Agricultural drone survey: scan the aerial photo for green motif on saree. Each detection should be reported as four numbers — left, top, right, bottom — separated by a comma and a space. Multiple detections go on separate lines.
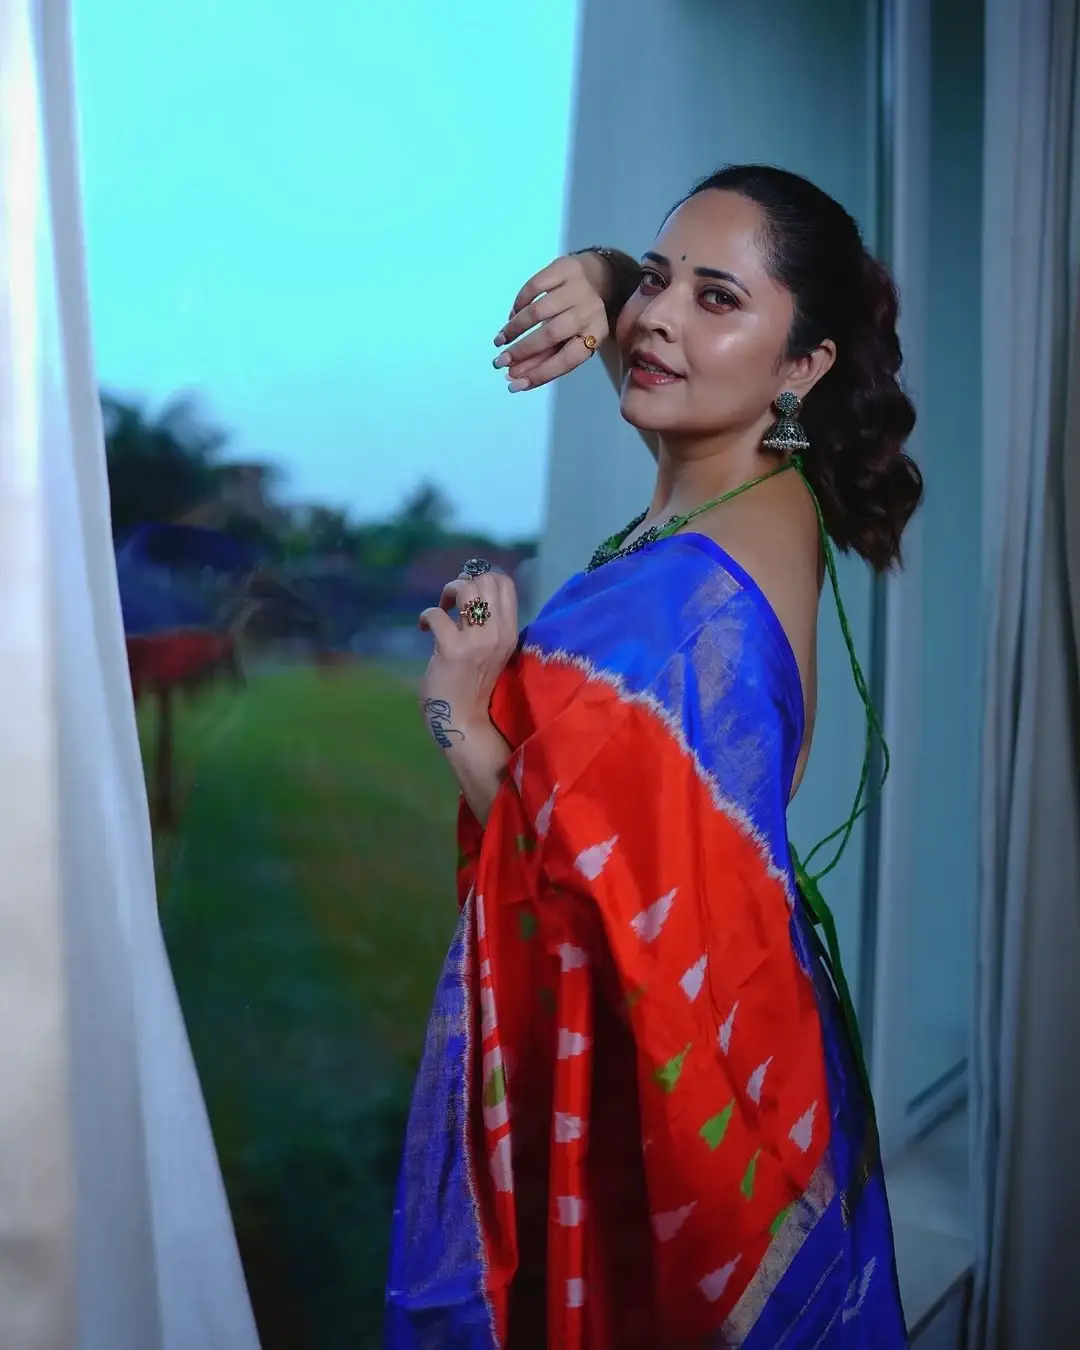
700, 1101, 735, 1151
654, 1044, 692, 1093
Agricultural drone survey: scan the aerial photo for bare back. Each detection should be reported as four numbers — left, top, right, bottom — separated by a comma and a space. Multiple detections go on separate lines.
678, 464, 821, 796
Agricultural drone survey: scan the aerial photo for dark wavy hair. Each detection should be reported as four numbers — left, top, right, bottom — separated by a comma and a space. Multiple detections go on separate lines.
681, 165, 922, 572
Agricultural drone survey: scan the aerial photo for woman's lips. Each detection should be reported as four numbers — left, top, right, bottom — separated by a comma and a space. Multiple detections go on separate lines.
628, 361, 685, 388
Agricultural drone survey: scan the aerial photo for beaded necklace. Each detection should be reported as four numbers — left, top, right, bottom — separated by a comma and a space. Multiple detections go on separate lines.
585, 460, 794, 573
585, 456, 887, 1095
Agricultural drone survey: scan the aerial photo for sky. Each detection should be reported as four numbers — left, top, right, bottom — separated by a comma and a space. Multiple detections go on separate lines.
73, 0, 579, 539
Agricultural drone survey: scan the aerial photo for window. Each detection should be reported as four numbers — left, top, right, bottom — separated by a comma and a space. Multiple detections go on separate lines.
897, 0, 983, 1132
74, 2, 578, 1344
870, 0, 983, 1154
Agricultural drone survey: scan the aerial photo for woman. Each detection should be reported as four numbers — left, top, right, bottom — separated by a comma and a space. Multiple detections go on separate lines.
385, 165, 922, 1348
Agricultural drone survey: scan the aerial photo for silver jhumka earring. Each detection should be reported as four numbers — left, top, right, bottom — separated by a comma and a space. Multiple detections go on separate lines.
762, 391, 810, 454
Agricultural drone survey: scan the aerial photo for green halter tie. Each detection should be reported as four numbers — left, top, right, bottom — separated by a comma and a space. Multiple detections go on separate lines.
787, 454, 885, 1098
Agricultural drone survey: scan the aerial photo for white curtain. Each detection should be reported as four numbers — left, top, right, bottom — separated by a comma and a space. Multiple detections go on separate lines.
0, 3, 261, 1346
973, 0, 1080, 1344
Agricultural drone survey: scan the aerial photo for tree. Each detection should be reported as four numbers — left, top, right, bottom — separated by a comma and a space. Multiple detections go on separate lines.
384, 480, 456, 566
396, 481, 454, 533
103, 390, 229, 538
300, 505, 358, 558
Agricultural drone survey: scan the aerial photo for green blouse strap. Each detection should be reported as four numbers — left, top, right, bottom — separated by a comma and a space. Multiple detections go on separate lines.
787, 454, 888, 1098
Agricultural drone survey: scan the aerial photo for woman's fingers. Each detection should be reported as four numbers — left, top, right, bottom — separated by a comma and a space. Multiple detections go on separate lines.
495, 289, 571, 349
496, 309, 590, 370
418, 606, 460, 645
495, 254, 598, 347
438, 573, 505, 613
501, 348, 551, 381
440, 578, 485, 611
505, 340, 603, 392
506, 257, 573, 322
493, 254, 612, 389
423, 573, 517, 653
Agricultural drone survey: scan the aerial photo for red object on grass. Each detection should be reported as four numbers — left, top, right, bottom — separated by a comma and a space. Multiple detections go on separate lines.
126, 631, 234, 701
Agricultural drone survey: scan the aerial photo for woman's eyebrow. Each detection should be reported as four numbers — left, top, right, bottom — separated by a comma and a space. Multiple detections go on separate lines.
642, 250, 752, 299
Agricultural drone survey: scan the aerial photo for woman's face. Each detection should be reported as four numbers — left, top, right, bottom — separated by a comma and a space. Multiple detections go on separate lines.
616, 189, 816, 443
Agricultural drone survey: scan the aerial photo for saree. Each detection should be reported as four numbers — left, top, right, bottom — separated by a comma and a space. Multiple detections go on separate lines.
386, 531, 907, 1348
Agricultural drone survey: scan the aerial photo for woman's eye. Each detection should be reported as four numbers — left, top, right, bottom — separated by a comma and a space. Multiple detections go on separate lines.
702, 287, 738, 310
639, 268, 665, 292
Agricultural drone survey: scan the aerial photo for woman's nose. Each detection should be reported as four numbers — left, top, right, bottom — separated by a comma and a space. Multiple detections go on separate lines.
636, 290, 680, 341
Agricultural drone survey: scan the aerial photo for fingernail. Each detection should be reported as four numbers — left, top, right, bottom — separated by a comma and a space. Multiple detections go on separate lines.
493, 352, 510, 369
508, 379, 529, 393
493, 331, 506, 347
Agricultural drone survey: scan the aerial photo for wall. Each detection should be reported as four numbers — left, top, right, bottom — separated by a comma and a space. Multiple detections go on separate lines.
538, 0, 881, 1004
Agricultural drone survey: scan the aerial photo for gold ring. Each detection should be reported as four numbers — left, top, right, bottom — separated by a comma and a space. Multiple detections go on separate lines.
582, 334, 598, 352
463, 598, 492, 628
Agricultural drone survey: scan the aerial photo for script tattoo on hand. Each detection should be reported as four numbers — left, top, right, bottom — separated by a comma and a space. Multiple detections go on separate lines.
423, 698, 465, 750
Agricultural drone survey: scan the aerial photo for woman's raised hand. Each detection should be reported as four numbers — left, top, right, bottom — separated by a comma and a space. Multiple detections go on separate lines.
418, 568, 519, 746
417, 565, 518, 824
492, 252, 613, 392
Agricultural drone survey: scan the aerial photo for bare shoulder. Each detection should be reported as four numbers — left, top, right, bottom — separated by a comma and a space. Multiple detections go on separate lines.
692, 466, 821, 675
689, 465, 820, 792
700, 464, 819, 590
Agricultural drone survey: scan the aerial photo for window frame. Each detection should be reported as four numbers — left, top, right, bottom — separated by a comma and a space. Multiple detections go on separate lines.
865, 0, 972, 1158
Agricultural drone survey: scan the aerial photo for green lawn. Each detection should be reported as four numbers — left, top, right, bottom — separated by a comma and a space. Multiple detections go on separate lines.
148, 664, 458, 1350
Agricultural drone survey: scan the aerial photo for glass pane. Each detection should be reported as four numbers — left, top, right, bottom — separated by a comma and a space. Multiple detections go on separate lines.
901, 0, 984, 1113
75, 2, 578, 1344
